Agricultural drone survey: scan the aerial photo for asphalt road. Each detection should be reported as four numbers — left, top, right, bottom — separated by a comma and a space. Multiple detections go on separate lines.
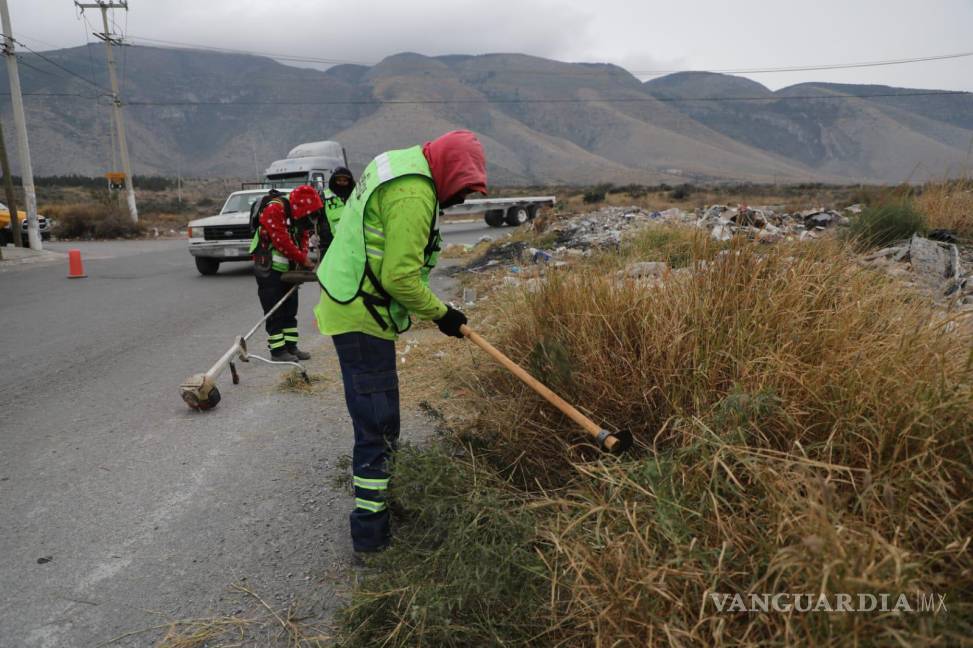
0, 220, 497, 647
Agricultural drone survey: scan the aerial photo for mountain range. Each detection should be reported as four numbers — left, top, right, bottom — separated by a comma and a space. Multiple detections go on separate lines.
2, 44, 971, 185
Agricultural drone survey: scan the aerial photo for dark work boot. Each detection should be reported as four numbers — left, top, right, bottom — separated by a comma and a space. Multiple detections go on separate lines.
270, 349, 300, 363
287, 345, 311, 361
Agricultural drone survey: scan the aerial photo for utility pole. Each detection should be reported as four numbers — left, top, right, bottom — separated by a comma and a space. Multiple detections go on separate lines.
76, 0, 138, 223
0, 117, 20, 255
0, 0, 40, 250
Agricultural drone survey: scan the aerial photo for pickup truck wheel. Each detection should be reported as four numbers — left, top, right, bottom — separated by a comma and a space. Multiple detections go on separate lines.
527, 205, 539, 220
484, 209, 505, 227
506, 206, 529, 226
195, 257, 221, 276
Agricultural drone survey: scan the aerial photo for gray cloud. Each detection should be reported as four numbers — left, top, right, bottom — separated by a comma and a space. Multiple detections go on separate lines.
8, 0, 973, 91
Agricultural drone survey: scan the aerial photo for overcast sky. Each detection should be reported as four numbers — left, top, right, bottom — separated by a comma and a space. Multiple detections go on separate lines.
7, 0, 973, 92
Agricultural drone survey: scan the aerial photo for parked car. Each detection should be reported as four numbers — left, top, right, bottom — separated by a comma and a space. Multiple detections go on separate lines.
0, 202, 52, 245
187, 188, 291, 275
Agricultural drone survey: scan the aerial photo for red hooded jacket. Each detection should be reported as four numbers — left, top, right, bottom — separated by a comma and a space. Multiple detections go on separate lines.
259, 201, 309, 266
422, 130, 488, 205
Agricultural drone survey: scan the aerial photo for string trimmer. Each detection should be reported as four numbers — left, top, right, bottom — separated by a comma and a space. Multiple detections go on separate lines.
460, 324, 632, 454
179, 271, 316, 411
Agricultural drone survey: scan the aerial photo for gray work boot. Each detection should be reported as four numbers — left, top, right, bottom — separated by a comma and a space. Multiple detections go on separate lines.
270, 349, 300, 363
287, 345, 311, 361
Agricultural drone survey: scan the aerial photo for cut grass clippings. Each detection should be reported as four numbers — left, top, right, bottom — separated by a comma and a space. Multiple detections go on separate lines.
98, 583, 331, 648
277, 369, 330, 395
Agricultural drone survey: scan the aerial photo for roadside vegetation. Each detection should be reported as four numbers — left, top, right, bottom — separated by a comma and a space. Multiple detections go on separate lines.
339, 227, 973, 646
843, 201, 927, 249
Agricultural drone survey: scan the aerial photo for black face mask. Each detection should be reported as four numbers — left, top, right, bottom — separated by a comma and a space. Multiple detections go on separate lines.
329, 167, 356, 202
440, 192, 469, 209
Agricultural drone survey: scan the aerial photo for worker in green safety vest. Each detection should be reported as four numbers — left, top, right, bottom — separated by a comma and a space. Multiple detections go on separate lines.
315, 130, 487, 555
316, 167, 356, 254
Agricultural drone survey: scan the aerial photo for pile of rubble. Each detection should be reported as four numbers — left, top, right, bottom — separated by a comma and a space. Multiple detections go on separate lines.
462, 203, 972, 311
544, 203, 856, 249
697, 204, 852, 243
863, 234, 973, 304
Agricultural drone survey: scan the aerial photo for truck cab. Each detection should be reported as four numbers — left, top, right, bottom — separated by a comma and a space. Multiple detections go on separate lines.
261, 141, 348, 192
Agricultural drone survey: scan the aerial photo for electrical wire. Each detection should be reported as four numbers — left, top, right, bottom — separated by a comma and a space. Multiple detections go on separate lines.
120, 90, 969, 107
2, 35, 109, 93
15, 56, 58, 77
125, 33, 973, 78
126, 35, 370, 66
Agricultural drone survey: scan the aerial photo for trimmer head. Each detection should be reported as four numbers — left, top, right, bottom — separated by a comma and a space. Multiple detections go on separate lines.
179, 373, 222, 411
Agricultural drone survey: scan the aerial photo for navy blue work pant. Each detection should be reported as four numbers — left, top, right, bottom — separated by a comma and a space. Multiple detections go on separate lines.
255, 270, 299, 352
331, 332, 399, 552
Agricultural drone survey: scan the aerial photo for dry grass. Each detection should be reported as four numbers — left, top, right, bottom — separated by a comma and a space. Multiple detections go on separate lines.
916, 179, 973, 240
99, 583, 331, 648
341, 232, 973, 646
276, 369, 332, 395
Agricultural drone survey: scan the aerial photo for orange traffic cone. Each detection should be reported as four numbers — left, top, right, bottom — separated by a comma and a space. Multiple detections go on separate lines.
67, 249, 87, 278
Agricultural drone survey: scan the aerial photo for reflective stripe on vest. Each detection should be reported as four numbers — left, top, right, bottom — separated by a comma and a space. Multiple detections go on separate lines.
317, 146, 440, 333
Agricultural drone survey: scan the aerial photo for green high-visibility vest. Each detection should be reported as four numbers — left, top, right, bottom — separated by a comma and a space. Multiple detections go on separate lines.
322, 190, 345, 236
316, 146, 441, 333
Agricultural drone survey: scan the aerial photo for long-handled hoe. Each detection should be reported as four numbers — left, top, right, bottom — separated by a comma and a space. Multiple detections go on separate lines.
460, 324, 632, 454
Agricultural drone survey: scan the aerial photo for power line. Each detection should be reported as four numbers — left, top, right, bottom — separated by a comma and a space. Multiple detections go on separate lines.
126, 35, 370, 66
630, 51, 973, 76
119, 90, 969, 107
15, 55, 57, 77
0, 91, 103, 99
2, 34, 108, 92
125, 34, 973, 78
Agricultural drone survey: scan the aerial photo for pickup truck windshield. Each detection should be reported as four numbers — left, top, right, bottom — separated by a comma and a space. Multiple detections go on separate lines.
221, 193, 261, 214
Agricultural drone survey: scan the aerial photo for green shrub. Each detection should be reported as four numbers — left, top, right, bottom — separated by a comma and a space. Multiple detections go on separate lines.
337, 445, 550, 647
582, 183, 613, 204
53, 203, 142, 239
844, 201, 926, 248
668, 183, 695, 200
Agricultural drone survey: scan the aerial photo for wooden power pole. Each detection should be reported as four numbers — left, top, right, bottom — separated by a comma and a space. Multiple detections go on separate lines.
75, 0, 138, 223
0, 0, 41, 250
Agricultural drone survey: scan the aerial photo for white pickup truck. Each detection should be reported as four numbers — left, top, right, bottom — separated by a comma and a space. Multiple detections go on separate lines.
187, 141, 348, 275
187, 188, 291, 275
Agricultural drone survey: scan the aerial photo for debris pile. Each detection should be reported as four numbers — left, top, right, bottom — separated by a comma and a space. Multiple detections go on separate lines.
542, 204, 854, 250
864, 234, 972, 303
464, 205, 973, 312
692, 205, 849, 243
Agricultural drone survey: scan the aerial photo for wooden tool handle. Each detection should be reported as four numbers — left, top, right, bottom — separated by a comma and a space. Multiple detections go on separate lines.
460, 324, 619, 452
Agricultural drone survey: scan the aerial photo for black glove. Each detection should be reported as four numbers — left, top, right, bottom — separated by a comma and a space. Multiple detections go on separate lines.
434, 306, 467, 338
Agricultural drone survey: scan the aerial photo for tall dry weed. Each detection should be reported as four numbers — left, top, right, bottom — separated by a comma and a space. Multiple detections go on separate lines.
462, 238, 972, 645
916, 179, 973, 240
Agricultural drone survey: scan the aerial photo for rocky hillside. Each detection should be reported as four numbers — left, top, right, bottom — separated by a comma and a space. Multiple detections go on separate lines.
2, 45, 970, 184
